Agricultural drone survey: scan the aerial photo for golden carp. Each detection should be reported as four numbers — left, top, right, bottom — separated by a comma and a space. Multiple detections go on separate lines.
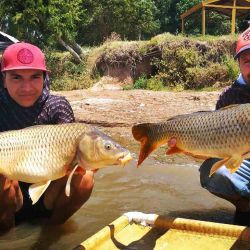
0, 123, 132, 204
132, 104, 250, 177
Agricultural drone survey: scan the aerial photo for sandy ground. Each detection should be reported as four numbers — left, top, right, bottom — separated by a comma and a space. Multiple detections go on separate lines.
55, 89, 221, 134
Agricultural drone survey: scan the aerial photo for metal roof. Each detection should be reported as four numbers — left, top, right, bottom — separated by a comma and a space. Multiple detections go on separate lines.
0, 31, 19, 52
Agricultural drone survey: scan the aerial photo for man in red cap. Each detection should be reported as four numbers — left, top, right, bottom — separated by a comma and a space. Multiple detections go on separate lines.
169, 27, 250, 226
0, 42, 94, 231
199, 27, 250, 226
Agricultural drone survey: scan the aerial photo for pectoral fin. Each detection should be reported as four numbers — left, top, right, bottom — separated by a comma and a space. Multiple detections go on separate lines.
209, 158, 229, 177
65, 164, 81, 197
209, 156, 243, 177
166, 147, 183, 155
224, 156, 243, 174
29, 180, 51, 205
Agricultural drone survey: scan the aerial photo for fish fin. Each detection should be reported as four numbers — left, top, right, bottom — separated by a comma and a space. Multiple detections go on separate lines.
137, 137, 159, 166
184, 152, 209, 160
224, 156, 243, 174
65, 164, 81, 197
166, 146, 183, 155
209, 158, 229, 177
166, 111, 212, 121
218, 104, 240, 110
209, 156, 243, 177
242, 151, 250, 158
29, 180, 51, 205
132, 124, 160, 166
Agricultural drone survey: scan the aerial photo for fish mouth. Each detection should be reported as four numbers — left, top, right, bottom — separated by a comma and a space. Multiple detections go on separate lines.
118, 153, 132, 165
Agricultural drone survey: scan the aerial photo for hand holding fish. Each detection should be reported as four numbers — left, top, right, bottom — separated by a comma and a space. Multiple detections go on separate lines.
0, 175, 23, 231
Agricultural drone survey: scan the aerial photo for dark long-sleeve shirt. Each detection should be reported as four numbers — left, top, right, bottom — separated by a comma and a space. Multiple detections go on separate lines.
216, 80, 250, 110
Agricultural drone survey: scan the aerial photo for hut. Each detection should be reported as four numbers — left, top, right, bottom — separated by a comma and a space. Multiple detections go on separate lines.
181, 0, 250, 35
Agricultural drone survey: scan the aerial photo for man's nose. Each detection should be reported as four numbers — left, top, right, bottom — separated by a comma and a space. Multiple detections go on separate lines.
21, 80, 33, 91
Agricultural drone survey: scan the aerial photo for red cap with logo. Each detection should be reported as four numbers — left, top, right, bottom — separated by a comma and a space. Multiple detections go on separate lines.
1, 42, 48, 72
235, 27, 250, 58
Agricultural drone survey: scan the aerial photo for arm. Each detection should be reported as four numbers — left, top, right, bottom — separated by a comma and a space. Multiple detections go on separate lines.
215, 86, 236, 110
47, 95, 75, 124
0, 174, 23, 230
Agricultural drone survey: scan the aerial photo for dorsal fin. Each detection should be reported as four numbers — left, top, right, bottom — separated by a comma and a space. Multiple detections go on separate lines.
166, 110, 211, 121
218, 104, 240, 111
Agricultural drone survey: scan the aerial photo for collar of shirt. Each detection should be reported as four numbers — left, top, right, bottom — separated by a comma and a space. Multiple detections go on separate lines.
237, 73, 247, 85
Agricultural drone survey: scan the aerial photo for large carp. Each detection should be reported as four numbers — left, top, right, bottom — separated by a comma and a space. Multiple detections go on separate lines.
132, 103, 250, 176
0, 123, 132, 204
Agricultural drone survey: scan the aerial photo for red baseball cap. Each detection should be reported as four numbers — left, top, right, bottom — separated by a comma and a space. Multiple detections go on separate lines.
235, 27, 250, 59
1, 42, 48, 72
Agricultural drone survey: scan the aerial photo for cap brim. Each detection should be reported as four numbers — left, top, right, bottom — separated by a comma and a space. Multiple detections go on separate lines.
234, 45, 250, 59
1, 66, 49, 72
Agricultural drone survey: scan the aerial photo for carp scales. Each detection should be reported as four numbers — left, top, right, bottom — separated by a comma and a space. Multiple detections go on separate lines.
132, 103, 250, 177
0, 123, 132, 204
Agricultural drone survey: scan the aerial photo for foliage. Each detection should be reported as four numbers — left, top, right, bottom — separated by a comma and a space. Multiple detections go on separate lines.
78, 0, 160, 44
130, 74, 164, 90
0, 0, 83, 48
45, 50, 94, 90
133, 75, 148, 89
223, 55, 240, 80
0, 1, 247, 91
147, 34, 238, 89
0, 0, 249, 47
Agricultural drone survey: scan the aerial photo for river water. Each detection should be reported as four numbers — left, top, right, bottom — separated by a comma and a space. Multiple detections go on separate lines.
0, 131, 234, 249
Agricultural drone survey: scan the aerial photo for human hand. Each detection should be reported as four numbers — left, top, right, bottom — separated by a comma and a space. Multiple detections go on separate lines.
0, 175, 23, 230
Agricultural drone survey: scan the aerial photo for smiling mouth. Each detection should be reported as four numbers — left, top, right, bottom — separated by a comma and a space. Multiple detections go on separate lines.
19, 94, 36, 99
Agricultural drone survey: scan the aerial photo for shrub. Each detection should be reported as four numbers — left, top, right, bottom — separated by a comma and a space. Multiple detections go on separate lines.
186, 63, 230, 89
45, 50, 95, 91
146, 78, 164, 91
133, 75, 148, 89
223, 55, 239, 80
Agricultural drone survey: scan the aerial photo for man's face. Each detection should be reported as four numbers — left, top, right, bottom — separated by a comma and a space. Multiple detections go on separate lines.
239, 49, 250, 84
3, 69, 44, 107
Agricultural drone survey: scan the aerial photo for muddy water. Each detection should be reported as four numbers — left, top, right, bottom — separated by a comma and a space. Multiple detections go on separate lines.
0, 131, 234, 250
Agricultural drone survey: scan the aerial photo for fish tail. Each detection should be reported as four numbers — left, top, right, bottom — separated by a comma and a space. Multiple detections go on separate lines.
132, 123, 161, 166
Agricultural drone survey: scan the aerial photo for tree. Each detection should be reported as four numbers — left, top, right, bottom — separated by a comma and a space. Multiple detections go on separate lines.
0, 0, 85, 62
78, 0, 160, 44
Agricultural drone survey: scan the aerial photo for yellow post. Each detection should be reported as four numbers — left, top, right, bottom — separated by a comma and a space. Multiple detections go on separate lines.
231, 0, 236, 35
202, 7, 206, 36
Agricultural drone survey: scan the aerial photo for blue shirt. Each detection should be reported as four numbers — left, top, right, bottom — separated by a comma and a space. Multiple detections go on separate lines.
237, 74, 247, 85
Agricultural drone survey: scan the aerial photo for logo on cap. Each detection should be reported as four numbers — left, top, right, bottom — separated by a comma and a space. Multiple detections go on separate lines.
242, 29, 250, 41
17, 48, 34, 64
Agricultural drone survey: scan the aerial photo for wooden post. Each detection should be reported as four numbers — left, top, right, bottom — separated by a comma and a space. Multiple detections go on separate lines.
181, 18, 184, 34
231, 0, 236, 35
202, 7, 206, 36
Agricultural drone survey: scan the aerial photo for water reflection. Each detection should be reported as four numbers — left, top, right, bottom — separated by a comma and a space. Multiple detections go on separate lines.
0, 131, 234, 249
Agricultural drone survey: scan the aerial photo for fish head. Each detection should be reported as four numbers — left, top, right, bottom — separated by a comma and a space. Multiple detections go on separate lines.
78, 129, 132, 169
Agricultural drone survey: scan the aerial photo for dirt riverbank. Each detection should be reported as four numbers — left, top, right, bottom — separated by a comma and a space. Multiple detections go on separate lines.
56, 89, 221, 135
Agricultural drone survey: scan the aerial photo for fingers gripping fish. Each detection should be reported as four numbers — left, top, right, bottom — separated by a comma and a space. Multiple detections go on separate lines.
0, 123, 132, 204
132, 104, 250, 177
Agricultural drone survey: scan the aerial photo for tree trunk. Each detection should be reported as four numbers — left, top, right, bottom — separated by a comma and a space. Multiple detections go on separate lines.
57, 36, 82, 63
69, 40, 84, 58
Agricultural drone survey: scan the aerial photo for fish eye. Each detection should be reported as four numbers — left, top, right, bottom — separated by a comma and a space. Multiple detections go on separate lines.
104, 142, 112, 150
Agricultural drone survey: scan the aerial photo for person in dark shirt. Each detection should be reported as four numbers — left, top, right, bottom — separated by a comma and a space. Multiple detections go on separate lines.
167, 27, 250, 226
199, 27, 250, 226
0, 42, 94, 231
